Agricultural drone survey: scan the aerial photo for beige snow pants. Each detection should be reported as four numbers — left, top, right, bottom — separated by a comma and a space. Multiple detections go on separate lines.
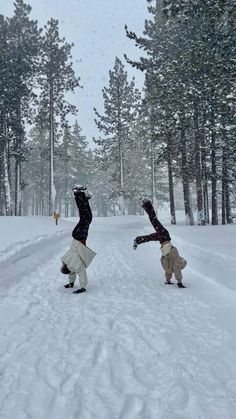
68, 263, 88, 289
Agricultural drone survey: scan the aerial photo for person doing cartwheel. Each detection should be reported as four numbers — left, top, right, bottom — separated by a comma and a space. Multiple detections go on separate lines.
133, 199, 187, 288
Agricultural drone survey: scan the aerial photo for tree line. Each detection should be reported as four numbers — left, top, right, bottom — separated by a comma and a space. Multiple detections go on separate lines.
0, 0, 235, 224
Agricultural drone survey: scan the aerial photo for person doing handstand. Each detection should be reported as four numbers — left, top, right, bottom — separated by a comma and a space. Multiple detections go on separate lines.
60, 187, 96, 294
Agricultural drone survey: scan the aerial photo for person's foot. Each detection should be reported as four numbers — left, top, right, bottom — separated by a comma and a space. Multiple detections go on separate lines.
177, 282, 186, 288
72, 186, 87, 193
73, 186, 87, 199
139, 197, 150, 206
73, 288, 86, 294
64, 283, 74, 288
165, 281, 174, 285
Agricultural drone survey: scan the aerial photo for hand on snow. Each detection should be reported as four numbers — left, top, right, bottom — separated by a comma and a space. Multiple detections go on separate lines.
133, 239, 138, 250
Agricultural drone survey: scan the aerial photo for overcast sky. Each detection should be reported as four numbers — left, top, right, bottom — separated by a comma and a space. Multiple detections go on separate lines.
0, 0, 149, 147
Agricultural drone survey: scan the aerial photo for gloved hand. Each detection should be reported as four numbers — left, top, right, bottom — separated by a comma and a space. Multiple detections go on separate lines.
133, 239, 138, 250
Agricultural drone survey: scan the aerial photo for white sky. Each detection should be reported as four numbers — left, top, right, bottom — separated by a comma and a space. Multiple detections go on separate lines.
0, 0, 149, 146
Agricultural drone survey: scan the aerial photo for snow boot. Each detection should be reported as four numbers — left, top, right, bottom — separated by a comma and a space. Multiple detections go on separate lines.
177, 282, 186, 288
73, 288, 86, 294
139, 197, 150, 207
72, 186, 87, 193
64, 283, 74, 288
165, 281, 174, 285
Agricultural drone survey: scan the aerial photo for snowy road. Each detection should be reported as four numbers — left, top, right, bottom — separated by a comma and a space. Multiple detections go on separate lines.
0, 216, 236, 419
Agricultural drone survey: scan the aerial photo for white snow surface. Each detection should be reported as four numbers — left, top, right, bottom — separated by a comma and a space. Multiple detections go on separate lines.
0, 213, 236, 419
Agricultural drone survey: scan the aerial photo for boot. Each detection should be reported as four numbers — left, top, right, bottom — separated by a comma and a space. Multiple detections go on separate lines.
72, 186, 87, 193
73, 288, 86, 294
177, 282, 186, 288
64, 283, 74, 288
165, 281, 174, 285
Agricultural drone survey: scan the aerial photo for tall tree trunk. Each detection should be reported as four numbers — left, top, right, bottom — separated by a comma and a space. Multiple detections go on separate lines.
14, 102, 23, 216
210, 101, 218, 225
1, 112, 12, 215
49, 81, 56, 215
225, 153, 232, 223
221, 147, 226, 225
39, 130, 44, 216
201, 107, 210, 223
150, 114, 158, 209
193, 99, 205, 225
0, 112, 6, 215
167, 143, 176, 224
3, 145, 11, 215
118, 124, 125, 215
180, 124, 194, 225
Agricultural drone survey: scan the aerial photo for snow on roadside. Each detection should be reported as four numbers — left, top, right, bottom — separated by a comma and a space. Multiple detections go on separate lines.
0, 216, 70, 262
0, 215, 236, 419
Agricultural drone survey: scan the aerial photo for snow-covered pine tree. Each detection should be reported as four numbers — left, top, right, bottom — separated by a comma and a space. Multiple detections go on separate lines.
38, 19, 80, 216
0, 15, 12, 215
22, 122, 48, 215
94, 57, 141, 215
56, 121, 90, 217
1, 0, 40, 215
125, 1, 195, 224
125, 0, 236, 225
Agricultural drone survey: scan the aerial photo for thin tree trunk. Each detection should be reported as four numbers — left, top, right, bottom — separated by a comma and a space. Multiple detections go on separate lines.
193, 99, 205, 225
49, 80, 56, 215
150, 120, 158, 209
225, 158, 232, 223
0, 111, 5, 215
221, 147, 226, 225
118, 125, 125, 215
210, 102, 218, 225
3, 145, 11, 215
180, 123, 194, 225
14, 102, 23, 216
0, 111, 11, 215
167, 144, 176, 224
201, 107, 210, 223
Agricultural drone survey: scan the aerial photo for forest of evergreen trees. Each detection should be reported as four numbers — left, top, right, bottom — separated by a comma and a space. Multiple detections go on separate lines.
0, 0, 235, 224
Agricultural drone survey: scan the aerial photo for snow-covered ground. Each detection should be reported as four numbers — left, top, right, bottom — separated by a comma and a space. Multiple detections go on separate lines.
0, 212, 236, 419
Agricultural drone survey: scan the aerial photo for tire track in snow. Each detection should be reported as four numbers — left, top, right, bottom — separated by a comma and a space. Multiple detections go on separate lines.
0, 230, 69, 290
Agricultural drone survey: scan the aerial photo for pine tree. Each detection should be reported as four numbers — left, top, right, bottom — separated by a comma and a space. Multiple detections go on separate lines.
38, 18, 80, 215
94, 57, 141, 214
56, 121, 90, 216
0, 14, 12, 215
125, 1, 195, 224
22, 123, 48, 215
7, 0, 40, 215
125, 0, 236, 225
0, 1, 40, 215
